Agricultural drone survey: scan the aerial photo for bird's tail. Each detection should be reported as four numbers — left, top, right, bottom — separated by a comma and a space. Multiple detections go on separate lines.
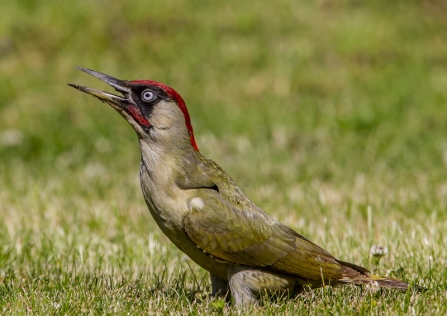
339, 274, 409, 289
337, 260, 409, 290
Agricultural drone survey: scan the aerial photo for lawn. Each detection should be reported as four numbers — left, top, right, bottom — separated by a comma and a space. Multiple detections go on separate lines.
1, 0, 447, 314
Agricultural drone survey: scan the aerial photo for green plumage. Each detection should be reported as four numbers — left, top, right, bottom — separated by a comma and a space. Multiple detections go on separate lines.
70, 67, 413, 307
179, 153, 354, 286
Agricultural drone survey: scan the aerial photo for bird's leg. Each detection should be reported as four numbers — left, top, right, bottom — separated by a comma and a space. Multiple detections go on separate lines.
228, 266, 258, 306
227, 266, 295, 306
210, 273, 229, 298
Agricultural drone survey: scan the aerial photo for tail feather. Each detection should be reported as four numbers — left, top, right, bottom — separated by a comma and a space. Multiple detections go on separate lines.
337, 259, 409, 290
337, 259, 371, 275
339, 275, 409, 290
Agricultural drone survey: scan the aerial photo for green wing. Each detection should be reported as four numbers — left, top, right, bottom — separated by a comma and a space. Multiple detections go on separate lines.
182, 190, 343, 281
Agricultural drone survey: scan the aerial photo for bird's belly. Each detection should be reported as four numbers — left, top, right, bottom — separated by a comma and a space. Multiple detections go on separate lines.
139, 169, 228, 280
145, 198, 229, 280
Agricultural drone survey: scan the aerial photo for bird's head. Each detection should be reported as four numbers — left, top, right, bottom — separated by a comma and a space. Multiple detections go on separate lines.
69, 67, 199, 152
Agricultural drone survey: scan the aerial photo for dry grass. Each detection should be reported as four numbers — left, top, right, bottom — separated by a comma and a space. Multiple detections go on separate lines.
1, 0, 447, 314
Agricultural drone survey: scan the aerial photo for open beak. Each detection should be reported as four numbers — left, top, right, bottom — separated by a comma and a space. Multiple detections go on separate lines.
68, 67, 130, 107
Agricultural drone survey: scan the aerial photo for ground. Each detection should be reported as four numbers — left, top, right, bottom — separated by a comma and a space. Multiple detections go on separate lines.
1, 0, 447, 314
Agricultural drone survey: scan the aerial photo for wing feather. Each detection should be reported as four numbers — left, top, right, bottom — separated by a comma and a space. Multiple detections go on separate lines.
183, 191, 343, 281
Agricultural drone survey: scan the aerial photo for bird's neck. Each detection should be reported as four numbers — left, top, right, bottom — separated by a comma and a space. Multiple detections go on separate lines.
138, 137, 199, 176
137, 136, 213, 242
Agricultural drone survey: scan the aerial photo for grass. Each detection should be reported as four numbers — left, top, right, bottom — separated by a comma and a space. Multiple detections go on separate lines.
1, 0, 447, 314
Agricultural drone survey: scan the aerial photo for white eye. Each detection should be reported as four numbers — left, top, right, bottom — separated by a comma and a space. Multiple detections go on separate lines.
141, 89, 155, 102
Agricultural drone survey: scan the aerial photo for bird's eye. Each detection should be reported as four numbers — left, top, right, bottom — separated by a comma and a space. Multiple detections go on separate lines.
141, 89, 156, 102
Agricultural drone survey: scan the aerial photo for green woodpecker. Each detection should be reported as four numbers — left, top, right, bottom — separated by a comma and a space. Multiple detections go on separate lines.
69, 67, 409, 306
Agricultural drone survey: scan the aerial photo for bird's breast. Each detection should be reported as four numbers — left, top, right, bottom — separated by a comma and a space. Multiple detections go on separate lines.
139, 160, 186, 233
138, 160, 229, 280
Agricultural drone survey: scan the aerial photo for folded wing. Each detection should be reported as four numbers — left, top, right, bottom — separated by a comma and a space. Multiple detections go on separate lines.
183, 191, 344, 282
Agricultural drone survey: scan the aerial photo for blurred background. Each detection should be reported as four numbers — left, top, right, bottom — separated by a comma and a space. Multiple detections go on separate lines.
1, 0, 446, 312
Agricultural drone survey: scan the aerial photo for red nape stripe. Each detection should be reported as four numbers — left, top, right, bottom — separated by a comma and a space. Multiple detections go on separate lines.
128, 105, 150, 127
132, 80, 199, 152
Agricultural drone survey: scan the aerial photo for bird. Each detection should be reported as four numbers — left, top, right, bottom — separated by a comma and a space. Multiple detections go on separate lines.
69, 67, 410, 306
